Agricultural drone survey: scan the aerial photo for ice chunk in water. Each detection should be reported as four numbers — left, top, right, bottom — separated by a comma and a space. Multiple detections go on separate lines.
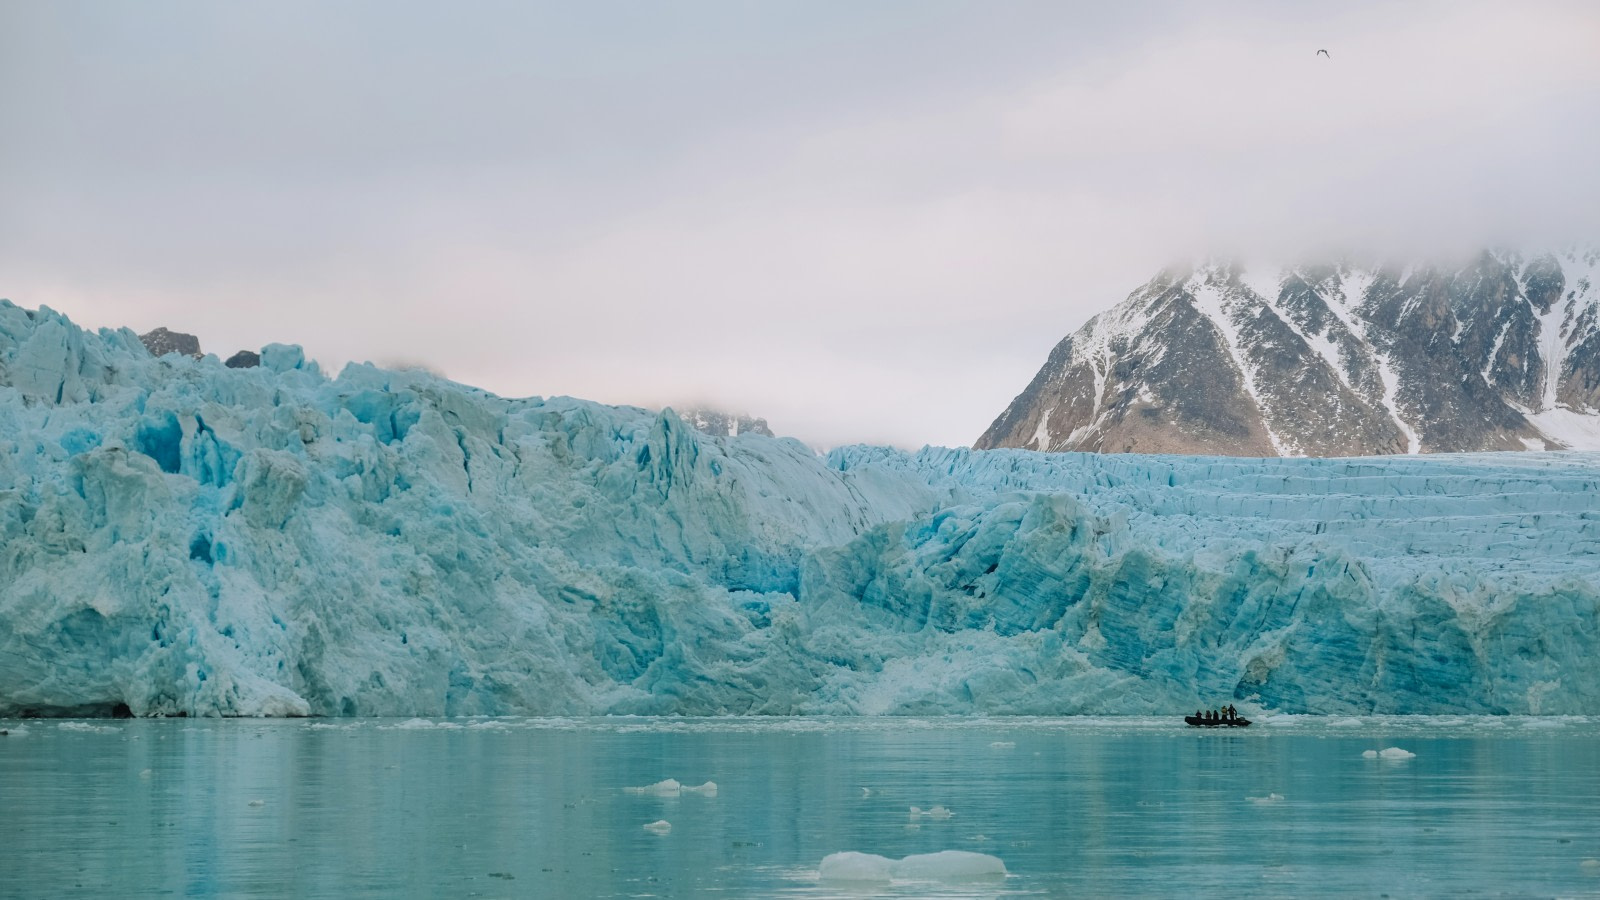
989, 741, 1016, 749
1248, 793, 1285, 803
681, 781, 718, 796
643, 820, 671, 834
820, 852, 894, 881
819, 850, 1006, 882
1363, 747, 1416, 759
909, 805, 954, 819
896, 850, 1008, 880
625, 779, 683, 796
59, 722, 116, 734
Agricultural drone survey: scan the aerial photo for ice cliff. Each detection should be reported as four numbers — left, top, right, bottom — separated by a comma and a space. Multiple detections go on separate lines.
1, 301, 1598, 717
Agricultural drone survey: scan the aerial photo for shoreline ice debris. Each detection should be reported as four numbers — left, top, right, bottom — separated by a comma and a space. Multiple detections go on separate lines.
58, 723, 117, 734
2, 300, 1600, 718
1363, 747, 1417, 759
819, 850, 1006, 882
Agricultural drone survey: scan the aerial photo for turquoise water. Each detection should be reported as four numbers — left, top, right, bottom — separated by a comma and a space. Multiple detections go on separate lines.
3, 716, 1600, 897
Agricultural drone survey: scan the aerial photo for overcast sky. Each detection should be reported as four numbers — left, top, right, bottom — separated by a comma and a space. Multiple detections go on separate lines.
3, 1, 1598, 447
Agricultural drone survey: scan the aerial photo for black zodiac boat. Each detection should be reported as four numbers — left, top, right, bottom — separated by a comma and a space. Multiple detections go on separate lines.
1184, 715, 1251, 728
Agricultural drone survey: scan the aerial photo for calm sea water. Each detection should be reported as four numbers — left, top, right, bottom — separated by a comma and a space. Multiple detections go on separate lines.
2, 716, 1599, 897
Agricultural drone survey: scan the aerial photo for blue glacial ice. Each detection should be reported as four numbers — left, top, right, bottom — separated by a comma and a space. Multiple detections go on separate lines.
1, 300, 1598, 717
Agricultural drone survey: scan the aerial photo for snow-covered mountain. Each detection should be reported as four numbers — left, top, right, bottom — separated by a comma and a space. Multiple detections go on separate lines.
2, 300, 1598, 717
978, 249, 1600, 456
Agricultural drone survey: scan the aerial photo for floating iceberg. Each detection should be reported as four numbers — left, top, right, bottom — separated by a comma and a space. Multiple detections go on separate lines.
624, 779, 716, 796
642, 820, 671, 835
1363, 747, 1417, 759
819, 850, 1006, 882
0, 300, 1599, 717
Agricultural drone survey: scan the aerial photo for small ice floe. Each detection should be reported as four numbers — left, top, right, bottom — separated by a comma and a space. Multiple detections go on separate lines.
1362, 747, 1416, 760
909, 806, 954, 820
819, 850, 1006, 882
1247, 793, 1285, 804
988, 741, 1016, 750
1326, 718, 1364, 728
1580, 858, 1600, 872
59, 722, 117, 734
247, 799, 265, 807
643, 820, 672, 835
625, 779, 683, 796
1, 724, 27, 737
860, 787, 873, 797
138, 769, 153, 779
625, 779, 717, 797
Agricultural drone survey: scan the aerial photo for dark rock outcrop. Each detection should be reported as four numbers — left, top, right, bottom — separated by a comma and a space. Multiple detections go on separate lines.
138, 327, 201, 359
225, 350, 261, 369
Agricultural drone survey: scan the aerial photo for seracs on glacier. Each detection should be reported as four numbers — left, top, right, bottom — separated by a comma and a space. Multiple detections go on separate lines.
1, 301, 1598, 717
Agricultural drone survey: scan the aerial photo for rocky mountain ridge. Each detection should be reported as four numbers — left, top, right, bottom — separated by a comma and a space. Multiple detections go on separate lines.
978, 249, 1600, 456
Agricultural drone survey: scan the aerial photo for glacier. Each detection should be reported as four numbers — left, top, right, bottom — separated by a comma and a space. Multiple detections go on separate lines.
1, 300, 1598, 717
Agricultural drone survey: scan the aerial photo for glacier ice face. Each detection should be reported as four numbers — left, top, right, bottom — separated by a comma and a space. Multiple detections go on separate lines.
1, 300, 1599, 717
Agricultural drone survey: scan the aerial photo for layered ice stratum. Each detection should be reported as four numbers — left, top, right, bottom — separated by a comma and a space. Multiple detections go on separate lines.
1, 301, 1597, 716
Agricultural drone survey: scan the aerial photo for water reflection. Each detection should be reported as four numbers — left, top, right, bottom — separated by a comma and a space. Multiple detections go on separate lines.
1, 718, 1597, 897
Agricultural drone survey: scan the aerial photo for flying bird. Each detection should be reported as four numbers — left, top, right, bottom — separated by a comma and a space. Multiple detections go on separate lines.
1317, 49, 1330, 58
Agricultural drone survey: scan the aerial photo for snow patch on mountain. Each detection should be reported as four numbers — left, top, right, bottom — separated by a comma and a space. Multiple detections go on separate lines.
1188, 276, 1291, 456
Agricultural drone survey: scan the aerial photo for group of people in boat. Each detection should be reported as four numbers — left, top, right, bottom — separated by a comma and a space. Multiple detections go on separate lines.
1195, 704, 1239, 723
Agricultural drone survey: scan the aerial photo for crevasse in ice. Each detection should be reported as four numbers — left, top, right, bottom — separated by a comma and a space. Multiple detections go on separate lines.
1, 300, 1597, 717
